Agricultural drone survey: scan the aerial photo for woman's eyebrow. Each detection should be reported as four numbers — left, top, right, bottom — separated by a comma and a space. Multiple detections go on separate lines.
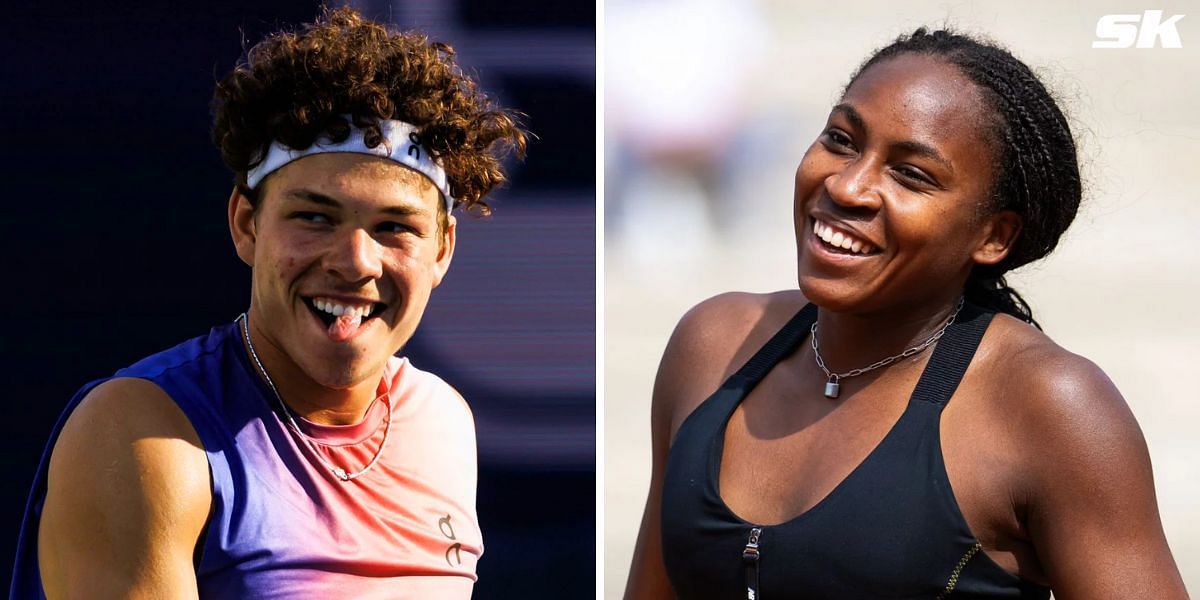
831, 103, 867, 132
893, 139, 953, 173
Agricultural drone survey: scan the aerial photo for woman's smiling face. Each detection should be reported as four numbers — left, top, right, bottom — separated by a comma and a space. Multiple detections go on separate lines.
794, 53, 1018, 314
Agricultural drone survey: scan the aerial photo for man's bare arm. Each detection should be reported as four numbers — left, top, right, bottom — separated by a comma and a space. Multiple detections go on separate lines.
39, 377, 211, 600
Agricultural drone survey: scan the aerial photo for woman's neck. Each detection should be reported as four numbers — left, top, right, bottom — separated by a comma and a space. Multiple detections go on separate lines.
812, 293, 963, 375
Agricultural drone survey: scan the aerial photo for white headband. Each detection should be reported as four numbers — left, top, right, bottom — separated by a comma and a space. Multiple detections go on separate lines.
246, 118, 455, 213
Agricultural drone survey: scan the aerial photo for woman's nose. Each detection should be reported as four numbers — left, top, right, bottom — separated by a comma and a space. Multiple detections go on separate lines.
823, 157, 883, 211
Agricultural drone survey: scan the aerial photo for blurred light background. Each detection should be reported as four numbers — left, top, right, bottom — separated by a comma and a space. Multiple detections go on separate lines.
0, 0, 594, 597
605, 0, 1198, 597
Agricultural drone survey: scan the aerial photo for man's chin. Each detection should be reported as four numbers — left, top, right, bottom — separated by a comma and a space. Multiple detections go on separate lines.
306, 365, 383, 391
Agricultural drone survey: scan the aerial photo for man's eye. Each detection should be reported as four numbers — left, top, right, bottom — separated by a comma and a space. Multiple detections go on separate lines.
378, 222, 414, 235
294, 212, 331, 224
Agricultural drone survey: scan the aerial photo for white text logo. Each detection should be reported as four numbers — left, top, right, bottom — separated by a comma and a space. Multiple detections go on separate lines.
1093, 10, 1185, 48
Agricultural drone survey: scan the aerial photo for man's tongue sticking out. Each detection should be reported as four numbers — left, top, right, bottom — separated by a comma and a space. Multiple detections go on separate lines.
328, 312, 362, 342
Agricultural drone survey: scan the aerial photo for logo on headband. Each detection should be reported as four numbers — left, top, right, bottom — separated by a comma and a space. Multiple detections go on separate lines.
245, 118, 455, 212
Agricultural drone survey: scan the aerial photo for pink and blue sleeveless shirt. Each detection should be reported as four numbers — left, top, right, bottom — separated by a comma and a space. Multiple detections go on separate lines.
12, 320, 481, 599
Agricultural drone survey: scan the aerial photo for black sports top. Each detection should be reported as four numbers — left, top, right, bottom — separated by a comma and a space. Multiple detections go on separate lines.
660, 303, 1051, 599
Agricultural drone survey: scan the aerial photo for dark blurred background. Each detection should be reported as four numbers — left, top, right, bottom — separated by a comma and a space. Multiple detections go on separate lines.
0, 0, 595, 597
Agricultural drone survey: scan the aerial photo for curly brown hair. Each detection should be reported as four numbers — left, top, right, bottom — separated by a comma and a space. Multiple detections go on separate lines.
211, 6, 526, 215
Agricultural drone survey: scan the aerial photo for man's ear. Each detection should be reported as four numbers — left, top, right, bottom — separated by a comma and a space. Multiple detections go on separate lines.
228, 187, 257, 267
972, 209, 1022, 266
432, 214, 457, 288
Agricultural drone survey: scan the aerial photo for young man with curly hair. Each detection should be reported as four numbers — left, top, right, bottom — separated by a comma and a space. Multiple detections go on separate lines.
11, 8, 524, 599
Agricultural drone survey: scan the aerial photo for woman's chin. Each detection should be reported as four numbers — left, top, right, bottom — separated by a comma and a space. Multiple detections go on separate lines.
797, 274, 867, 313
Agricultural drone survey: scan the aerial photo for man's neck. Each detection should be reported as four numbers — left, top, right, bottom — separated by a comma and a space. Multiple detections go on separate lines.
240, 317, 383, 426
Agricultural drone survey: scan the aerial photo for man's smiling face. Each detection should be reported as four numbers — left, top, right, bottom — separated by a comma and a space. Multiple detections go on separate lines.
231, 152, 455, 391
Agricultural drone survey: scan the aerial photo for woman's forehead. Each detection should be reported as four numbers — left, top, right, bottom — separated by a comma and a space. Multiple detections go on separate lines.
840, 53, 996, 169
841, 54, 991, 144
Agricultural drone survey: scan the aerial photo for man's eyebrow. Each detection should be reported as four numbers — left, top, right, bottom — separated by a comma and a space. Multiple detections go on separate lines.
831, 103, 953, 172
287, 189, 342, 208
286, 188, 429, 216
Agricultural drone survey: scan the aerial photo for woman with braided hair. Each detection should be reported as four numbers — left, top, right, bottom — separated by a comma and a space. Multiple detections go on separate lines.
624, 28, 1188, 599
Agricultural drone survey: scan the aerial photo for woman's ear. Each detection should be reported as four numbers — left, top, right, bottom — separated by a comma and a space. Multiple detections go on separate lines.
228, 186, 257, 267
972, 209, 1022, 266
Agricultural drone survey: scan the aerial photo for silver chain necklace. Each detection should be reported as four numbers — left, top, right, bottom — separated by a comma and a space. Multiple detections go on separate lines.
236, 313, 391, 482
810, 297, 964, 399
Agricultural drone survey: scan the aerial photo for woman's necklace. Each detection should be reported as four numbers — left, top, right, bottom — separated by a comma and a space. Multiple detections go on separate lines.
236, 313, 391, 482
810, 297, 964, 399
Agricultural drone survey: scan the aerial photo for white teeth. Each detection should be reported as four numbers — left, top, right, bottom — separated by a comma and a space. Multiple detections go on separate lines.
311, 297, 376, 319
813, 218, 878, 254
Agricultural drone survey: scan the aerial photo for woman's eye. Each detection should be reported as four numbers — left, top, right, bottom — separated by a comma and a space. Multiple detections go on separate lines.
894, 166, 932, 185
823, 129, 854, 150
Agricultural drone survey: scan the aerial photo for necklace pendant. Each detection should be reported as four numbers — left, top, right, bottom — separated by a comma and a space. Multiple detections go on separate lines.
333, 467, 349, 481
824, 376, 840, 399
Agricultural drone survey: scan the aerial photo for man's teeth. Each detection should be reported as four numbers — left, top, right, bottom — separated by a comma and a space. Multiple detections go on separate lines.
313, 298, 374, 320
813, 219, 877, 254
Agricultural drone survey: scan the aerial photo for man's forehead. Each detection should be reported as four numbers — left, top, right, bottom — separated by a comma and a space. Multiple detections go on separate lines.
271, 153, 441, 212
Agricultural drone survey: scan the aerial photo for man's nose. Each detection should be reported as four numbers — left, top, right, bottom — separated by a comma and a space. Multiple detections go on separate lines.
326, 228, 383, 282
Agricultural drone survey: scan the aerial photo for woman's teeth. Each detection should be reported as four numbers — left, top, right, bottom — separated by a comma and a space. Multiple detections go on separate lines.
813, 219, 877, 254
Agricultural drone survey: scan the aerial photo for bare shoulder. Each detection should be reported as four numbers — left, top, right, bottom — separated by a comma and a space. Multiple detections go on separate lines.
49, 377, 210, 492
981, 314, 1144, 486
979, 313, 1186, 596
40, 377, 209, 597
654, 290, 808, 437
986, 314, 1134, 430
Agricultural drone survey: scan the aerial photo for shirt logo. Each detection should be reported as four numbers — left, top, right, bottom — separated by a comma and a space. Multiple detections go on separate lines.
438, 514, 463, 567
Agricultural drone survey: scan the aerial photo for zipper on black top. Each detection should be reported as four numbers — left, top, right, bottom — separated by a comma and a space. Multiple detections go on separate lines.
743, 526, 762, 600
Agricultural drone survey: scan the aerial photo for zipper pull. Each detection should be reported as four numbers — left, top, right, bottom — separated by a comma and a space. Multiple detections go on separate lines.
743, 527, 762, 600
743, 526, 762, 563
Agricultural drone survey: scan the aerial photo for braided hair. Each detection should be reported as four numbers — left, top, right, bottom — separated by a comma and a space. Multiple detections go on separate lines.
847, 28, 1081, 329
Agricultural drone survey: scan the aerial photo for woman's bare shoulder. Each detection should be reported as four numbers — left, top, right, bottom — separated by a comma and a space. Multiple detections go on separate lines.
670, 290, 807, 376
977, 316, 1183, 594
984, 314, 1127, 415
981, 313, 1143, 484
653, 290, 809, 436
